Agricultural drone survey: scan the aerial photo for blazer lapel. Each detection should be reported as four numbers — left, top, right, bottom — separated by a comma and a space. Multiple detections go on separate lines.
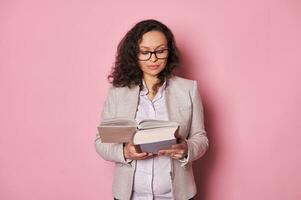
119, 86, 140, 119
165, 79, 181, 123
119, 78, 182, 123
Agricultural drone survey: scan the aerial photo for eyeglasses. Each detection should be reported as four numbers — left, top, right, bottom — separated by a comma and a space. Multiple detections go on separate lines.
137, 48, 169, 61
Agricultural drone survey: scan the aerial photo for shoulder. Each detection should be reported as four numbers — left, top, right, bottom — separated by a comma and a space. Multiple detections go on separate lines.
168, 75, 200, 101
168, 75, 197, 91
106, 84, 139, 98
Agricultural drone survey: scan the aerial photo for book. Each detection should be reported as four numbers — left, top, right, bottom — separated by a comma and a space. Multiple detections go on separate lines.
97, 118, 179, 153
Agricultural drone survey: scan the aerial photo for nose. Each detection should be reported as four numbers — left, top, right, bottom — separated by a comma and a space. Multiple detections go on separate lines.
149, 52, 158, 62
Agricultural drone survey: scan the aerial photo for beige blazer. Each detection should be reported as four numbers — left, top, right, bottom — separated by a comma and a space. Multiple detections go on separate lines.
95, 76, 209, 200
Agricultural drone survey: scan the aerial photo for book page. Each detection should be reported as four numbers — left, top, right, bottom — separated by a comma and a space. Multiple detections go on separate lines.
97, 126, 137, 143
138, 119, 179, 130
133, 126, 178, 144
100, 118, 137, 127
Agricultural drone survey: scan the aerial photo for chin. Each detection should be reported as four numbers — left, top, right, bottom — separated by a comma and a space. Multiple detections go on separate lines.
141, 66, 165, 78
146, 70, 162, 77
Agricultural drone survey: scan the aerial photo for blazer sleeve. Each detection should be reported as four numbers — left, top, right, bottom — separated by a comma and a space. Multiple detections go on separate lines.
184, 81, 209, 165
94, 87, 128, 164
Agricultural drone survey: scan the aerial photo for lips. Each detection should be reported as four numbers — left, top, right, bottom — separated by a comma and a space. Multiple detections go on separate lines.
148, 64, 160, 70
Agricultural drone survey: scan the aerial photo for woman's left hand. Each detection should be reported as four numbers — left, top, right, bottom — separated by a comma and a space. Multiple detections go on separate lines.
158, 137, 188, 160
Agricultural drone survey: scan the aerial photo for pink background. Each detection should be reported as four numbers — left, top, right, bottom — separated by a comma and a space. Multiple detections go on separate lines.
1, 0, 300, 199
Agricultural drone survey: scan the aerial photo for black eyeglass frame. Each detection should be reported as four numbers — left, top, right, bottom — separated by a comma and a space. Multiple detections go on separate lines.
137, 48, 169, 61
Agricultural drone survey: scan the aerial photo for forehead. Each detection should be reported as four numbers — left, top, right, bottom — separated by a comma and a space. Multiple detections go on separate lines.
139, 31, 167, 48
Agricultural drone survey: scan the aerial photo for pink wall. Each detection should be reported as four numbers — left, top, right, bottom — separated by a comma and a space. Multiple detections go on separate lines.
1, 0, 300, 199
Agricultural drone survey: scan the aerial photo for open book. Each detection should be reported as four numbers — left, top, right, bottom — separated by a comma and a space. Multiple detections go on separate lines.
97, 118, 179, 153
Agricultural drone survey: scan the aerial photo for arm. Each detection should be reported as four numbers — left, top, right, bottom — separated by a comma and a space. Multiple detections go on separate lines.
184, 81, 209, 165
158, 81, 209, 166
94, 87, 128, 164
94, 87, 153, 164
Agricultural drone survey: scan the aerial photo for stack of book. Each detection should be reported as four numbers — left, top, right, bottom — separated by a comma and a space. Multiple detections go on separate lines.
97, 118, 179, 153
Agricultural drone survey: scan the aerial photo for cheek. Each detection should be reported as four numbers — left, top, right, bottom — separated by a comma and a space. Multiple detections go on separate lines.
161, 60, 167, 69
138, 62, 147, 71
138, 61, 144, 68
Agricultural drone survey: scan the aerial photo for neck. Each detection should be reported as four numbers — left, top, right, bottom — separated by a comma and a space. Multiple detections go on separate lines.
143, 74, 159, 92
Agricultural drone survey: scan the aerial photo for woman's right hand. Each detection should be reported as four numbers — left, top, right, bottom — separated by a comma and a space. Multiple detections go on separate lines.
123, 141, 153, 160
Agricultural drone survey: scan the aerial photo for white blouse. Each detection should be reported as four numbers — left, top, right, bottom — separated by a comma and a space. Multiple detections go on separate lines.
132, 80, 173, 200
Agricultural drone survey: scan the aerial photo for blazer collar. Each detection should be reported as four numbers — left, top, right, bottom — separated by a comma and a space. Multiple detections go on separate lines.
165, 78, 181, 122
122, 77, 181, 122
123, 86, 140, 119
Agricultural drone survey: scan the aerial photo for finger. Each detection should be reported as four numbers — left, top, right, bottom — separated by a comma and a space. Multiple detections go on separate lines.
132, 152, 154, 158
132, 152, 148, 157
158, 149, 177, 156
127, 140, 137, 146
125, 142, 135, 150
171, 153, 184, 160
134, 152, 153, 160
161, 149, 185, 158
141, 154, 154, 160
171, 144, 184, 149
129, 146, 139, 153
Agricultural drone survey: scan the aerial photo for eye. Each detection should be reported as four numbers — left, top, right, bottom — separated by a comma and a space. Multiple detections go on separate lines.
140, 51, 150, 55
156, 49, 165, 53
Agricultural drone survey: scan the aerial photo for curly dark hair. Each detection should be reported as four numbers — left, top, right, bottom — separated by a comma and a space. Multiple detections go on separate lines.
108, 19, 181, 92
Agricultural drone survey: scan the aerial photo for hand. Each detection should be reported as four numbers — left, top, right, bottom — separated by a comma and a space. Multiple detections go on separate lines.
123, 141, 153, 160
158, 137, 188, 160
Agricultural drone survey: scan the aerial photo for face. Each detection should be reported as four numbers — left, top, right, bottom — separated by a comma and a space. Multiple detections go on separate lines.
137, 31, 169, 79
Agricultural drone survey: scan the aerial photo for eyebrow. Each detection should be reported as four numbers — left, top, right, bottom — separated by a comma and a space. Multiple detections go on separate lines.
139, 44, 166, 50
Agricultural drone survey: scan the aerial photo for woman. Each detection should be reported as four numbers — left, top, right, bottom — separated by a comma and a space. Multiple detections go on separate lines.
95, 19, 209, 200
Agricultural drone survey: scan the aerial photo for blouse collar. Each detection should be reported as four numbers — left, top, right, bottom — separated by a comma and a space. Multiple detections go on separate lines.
140, 79, 167, 99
